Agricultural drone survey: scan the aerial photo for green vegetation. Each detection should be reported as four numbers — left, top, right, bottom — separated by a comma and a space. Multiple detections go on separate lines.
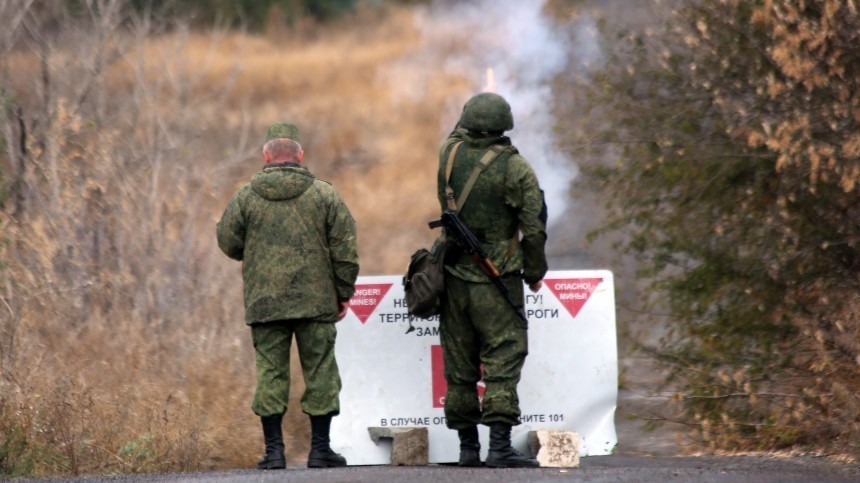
129, 0, 359, 28
54, 1, 433, 30
570, 0, 859, 454
0, 399, 37, 477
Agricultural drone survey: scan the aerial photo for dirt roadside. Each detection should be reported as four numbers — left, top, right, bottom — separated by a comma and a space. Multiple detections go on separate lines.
10, 385, 858, 483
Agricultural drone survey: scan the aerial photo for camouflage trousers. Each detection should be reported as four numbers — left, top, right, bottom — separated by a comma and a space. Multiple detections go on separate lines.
439, 274, 528, 429
250, 319, 341, 417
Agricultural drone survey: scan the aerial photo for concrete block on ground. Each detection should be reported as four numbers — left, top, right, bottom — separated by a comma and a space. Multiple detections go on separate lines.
528, 430, 580, 468
367, 427, 429, 466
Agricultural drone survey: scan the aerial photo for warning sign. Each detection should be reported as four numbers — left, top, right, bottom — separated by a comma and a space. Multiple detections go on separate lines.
334, 270, 617, 464
349, 283, 392, 323
545, 278, 602, 318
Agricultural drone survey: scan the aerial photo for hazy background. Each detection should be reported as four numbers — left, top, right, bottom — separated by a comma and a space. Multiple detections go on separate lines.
2, 0, 857, 477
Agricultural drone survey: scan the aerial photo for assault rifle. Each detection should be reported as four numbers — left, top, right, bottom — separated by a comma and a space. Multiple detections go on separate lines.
429, 210, 528, 324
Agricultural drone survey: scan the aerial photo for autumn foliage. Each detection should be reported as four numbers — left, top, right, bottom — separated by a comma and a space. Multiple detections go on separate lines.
571, 0, 859, 455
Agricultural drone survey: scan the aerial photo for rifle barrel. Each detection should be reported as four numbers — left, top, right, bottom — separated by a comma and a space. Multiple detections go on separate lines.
432, 210, 528, 324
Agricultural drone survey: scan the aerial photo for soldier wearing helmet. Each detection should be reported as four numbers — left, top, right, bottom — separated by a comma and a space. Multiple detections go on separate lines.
436, 93, 548, 468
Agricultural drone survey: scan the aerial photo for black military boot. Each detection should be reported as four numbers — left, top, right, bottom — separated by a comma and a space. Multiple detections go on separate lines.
457, 426, 482, 467
307, 413, 347, 468
257, 414, 286, 470
485, 423, 539, 468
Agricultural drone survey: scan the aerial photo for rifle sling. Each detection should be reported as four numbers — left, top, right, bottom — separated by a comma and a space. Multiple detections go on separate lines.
444, 142, 518, 269
444, 141, 462, 211
445, 143, 507, 212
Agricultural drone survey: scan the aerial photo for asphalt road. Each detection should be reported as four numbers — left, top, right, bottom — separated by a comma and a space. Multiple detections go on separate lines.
10, 454, 859, 483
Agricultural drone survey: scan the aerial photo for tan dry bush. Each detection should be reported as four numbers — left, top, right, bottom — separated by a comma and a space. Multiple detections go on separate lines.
1, 3, 477, 477
684, 289, 860, 456
3, 21, 253, 477
1, 90, 252, 474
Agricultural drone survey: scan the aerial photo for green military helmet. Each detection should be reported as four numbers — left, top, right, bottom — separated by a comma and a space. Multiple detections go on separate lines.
265, 122, 300, 143
458, 92, 514, 133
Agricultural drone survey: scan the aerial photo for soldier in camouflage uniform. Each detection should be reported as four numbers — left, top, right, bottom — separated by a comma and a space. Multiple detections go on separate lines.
216, 122, 359, 470
437, 93, 548, 468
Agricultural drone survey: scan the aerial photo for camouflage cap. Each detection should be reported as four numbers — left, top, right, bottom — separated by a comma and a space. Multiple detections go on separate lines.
265, 122, 300, 142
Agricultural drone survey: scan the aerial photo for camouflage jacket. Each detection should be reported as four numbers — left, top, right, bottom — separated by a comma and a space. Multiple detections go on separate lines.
437, 129, 548, 284
217, 163, 359, 324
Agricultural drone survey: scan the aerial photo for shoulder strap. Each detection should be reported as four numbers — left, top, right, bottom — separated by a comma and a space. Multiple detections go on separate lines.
444, 141, 463, 211
457, 145, 507, 210
445, 144, 508, 212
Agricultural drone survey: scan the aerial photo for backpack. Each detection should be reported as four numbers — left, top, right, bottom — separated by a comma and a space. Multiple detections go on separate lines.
403, 141, 508, 319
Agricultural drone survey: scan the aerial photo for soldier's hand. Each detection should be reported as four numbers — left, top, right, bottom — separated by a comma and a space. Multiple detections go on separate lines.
337, 300, 349, 321
528, 280, 543, 293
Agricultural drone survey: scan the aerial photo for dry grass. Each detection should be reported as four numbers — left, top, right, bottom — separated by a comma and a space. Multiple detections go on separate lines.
0, 4, 475, 476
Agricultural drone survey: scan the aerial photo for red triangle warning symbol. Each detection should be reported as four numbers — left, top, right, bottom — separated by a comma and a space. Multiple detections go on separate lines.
349, 283, 392, 323
545, 278, 602, 318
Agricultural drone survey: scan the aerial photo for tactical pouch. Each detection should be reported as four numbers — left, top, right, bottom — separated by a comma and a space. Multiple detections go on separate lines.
403, 236, 447, 319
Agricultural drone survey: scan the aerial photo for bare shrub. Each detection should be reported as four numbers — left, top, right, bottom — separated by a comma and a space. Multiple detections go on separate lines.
0, 1, 255, 475
0, 2, 465, 477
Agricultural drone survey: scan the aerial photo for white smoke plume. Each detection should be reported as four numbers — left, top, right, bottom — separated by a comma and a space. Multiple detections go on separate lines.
387, 0, 599, 226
